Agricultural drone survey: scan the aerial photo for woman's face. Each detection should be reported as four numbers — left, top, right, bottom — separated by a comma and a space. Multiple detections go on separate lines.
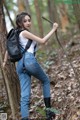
22, 15, 31, 30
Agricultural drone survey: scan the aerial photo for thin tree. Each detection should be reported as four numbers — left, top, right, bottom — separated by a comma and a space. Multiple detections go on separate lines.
24, 0, 36, 33
0, 1, 20, 119
4, 1, 15, 28
24, 0, 31, 13
47, 0, 58, 22
17, 0, 25, 12
72, 0, 80, 30
59, 3, 69, 32
34, 0, 44, 37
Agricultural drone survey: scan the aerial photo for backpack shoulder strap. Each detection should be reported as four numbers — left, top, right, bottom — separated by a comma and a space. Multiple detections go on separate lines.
21, 29, 33, 53
23, 39, 32, 54
15, 28, 32, 54
7, 29, 14, 39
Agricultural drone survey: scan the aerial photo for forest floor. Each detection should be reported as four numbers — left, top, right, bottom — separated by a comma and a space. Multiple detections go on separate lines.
0, 32, 80, 120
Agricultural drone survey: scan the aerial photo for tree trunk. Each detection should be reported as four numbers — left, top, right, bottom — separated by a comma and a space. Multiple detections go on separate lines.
47, 0, 58, 22
24, 0, 31, 13
24, 0, 36, 33
17, 0, 25, 12
72, 0, 80, 30
4, 2, 15, 28
34, 0, 44, 37
0, 1, 20, 119
59, 4, 69, 32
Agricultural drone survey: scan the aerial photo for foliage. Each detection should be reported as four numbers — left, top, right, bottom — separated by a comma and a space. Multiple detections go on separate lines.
4, 0, 79, 35
54, 0, 78, 4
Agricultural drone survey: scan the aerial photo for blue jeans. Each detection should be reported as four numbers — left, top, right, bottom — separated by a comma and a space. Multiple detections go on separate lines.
16, 52, 50, 118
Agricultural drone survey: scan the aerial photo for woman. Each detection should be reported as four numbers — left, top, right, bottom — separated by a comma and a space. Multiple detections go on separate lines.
3, 12, 58, 120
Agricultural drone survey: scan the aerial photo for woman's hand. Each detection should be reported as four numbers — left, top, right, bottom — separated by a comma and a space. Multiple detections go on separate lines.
3, 61, 6, 68
3, 51, 8, 68
53, 22, 58, 31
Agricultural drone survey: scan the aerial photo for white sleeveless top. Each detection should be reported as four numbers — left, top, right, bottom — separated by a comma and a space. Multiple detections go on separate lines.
19, 32, 37, 54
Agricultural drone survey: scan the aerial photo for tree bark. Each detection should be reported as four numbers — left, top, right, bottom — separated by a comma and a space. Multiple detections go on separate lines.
0, 1, 20, 119
47, 0, 61, 36
24, 0, 31, 13
24, 0, 36, 33
34, 0, 44, 37
17, 0, 25, 12
72, 0, 80, 30
47, 0, 59, 23
4, 2, 15, 28
59, 4, 69, 32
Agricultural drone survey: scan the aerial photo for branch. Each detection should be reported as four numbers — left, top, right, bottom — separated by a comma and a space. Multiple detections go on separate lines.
4, 2, 15, 28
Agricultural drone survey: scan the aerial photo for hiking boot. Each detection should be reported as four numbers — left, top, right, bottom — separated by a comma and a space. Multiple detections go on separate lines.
21, 119, 28, 120
46, 108, 56, 120
21, 117, 30, 120
44, 97, 51, 108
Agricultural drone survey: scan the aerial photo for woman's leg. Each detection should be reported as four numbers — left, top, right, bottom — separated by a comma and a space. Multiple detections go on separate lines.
24, 52, 56, 119
28, 60, 56, 119
20, 73, 31, 118
16, 59, 31, 119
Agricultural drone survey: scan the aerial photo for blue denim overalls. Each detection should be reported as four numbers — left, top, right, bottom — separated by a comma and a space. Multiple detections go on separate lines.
16, 51, 51, 118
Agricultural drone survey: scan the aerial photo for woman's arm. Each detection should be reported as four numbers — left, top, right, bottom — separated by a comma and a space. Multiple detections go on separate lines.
22, 23, 58, 44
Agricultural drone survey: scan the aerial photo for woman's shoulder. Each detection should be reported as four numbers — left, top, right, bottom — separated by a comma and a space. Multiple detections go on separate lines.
19, 31, 28, 41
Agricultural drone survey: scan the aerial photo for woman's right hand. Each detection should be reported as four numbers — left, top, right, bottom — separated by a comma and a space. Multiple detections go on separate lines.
53, 22, 58, 31
3, 61, 6, 68
3, 51, 8, 68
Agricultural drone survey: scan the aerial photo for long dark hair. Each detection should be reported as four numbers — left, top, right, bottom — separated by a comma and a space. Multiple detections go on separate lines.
16, 12, 31, 29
